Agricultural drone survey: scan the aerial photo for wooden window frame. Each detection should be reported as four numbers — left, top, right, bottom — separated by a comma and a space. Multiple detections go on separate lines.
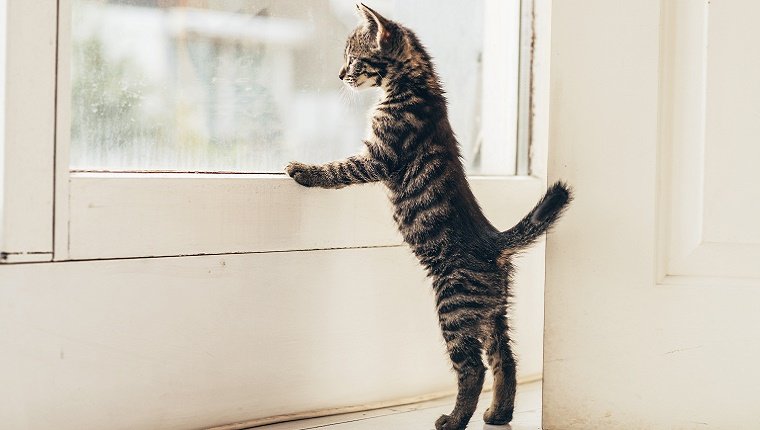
1, 0, 546, 263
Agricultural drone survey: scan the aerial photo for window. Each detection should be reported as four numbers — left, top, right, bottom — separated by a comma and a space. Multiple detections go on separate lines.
1, 3, 549, 425
0, 0, 541, 262
70, 0, 524, 175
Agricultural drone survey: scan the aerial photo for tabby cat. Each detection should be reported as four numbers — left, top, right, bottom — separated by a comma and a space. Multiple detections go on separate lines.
286, 4, 571, 429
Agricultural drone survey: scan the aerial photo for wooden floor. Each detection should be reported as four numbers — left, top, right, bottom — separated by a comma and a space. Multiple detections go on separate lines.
254, 381, 541, 430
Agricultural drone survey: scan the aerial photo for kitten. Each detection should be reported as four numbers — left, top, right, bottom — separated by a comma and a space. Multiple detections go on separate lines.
286, 4, 571, 429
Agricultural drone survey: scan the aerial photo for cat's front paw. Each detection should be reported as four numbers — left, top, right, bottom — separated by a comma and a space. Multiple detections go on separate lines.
286, 161, 319, 187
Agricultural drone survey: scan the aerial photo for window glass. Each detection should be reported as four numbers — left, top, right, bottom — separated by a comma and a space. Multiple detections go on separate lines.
70, 0, 519, 174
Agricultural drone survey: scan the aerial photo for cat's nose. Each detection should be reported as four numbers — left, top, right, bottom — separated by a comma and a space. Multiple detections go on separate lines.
339, 68, 346, 80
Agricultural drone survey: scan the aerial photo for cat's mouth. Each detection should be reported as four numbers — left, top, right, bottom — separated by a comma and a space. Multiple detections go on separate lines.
343, 75, 373, 89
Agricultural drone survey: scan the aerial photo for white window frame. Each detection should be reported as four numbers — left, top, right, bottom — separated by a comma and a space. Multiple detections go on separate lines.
2, 0, 546, 263
0, 0, 57, 263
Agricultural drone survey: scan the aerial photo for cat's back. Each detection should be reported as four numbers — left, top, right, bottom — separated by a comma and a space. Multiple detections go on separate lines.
384, 117, 498, 259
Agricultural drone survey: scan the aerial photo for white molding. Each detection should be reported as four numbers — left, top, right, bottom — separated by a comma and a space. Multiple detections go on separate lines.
0, 0, 58, 261
658, 0, 708, 278
54, 0, 71, 261
480, 0, 521, 175
658, 0, 760, 281
66, 174, 544, 260
0, 0, 5, 257
515, 0, 535, 176
528, 0, 550, 181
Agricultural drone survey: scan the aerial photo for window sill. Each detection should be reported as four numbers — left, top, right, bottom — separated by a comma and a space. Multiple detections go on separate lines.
61, 172, 544, 261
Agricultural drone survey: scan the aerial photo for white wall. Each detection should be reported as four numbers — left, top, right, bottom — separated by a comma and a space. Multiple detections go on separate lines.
544, 0, 760, 428
0, 182, 547, 430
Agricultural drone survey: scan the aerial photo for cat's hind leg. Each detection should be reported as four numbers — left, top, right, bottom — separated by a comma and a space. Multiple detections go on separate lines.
435, 318, 486, 429
483, 310, 517, 425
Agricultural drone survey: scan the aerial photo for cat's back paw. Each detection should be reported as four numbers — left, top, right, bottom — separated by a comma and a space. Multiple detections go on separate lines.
483, 406, 513, 425
435, 413, 469, 430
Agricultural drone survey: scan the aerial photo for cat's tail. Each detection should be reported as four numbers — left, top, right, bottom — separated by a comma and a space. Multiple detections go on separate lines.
496, 181, 572, 262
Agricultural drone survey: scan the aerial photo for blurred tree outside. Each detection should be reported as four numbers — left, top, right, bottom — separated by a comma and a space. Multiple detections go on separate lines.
71, 37, 167, 169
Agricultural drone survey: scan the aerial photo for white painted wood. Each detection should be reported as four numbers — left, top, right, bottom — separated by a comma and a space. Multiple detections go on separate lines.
544, 0, 760, 429
63, 173, 550, 395
480, 0, 520, 175
67, 173, 398, 259
659, 0, 760, 281
0, 0, 57, 261
0, 1, 4, 239
515, 0, 535, 177
66, 175, 544, 260
54, 0, 72, 261
528, 0, 551, 182
702, 0, 760, 246
0, 244, 545, 430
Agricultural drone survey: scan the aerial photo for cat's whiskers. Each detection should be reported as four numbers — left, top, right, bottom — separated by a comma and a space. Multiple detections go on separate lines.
338, 85, 349, 105
339, 84, 359, 107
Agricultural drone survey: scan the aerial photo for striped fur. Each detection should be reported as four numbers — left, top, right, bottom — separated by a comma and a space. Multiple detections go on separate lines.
286, 4, 571, 429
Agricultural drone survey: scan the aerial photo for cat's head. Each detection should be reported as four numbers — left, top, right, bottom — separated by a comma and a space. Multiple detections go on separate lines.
339, 3, 410, 89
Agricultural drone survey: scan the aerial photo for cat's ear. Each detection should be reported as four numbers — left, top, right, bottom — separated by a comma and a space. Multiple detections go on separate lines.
356, 3, 392, 50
